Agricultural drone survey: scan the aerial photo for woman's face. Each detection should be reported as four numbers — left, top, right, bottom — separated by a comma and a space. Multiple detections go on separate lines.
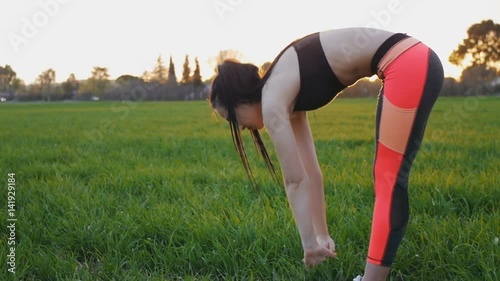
215, 103, 264, 130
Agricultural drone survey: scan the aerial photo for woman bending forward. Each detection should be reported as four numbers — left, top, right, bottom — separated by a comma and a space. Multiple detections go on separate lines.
209, 27, 444, 281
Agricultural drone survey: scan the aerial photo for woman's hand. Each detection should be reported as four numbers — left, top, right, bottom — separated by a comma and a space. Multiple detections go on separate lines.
303, 243, 337, 268
316, 235, 337, 256
303, 235, 337, 268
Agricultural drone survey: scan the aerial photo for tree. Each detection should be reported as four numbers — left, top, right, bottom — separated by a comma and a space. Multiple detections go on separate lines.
449, 19, 500, 75
12, 78, 25, 96
0, 65, 17, 95
440, 77, 462, 97
459, 64, 497, 95
192, 57, 203, 87
141, 71, 151, 82
152, 55, 168, 83
209, 49, 245, 75
81, 67, 110, 98
112, 75, 145, 100
62, 73, 79, 100
167, 55, 177, 86
37, 68, 56, 101
181, 55, 191, 85
91, 67, 110, 80
116, 74, 143, 86
213, 49, 244, 64
26, 83, 43, 101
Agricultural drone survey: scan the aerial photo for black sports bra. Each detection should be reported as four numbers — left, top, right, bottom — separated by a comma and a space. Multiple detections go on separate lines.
292, 32, 347, 111
261, 32, 347, 111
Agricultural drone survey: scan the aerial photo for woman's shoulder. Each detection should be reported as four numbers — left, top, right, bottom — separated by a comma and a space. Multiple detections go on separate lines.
263, 47, 300, 93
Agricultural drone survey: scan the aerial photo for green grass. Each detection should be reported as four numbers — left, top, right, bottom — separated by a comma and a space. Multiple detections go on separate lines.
0, 97, 498, 280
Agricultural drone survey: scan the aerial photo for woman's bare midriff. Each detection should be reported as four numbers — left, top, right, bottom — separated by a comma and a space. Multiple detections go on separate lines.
319, 28, 395, 86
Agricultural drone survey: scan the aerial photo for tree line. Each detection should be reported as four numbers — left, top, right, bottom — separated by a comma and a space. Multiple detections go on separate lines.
0, 20, 498, 102
0, 54, 211, 102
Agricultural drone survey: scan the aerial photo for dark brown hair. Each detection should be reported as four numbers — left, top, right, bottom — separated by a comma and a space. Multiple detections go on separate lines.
209, 60, 280, 188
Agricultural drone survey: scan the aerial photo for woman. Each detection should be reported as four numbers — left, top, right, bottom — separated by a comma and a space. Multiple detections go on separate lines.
209, 27, 444, 281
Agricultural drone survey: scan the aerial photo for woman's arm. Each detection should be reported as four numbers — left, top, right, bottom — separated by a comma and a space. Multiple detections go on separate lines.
263, 104, 336, 266
290, 112, 330, 240
261, 48, 335, 266
263, 104, 317, 250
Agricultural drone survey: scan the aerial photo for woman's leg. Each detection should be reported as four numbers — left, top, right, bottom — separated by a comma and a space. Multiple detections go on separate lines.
364, 44, 444, 280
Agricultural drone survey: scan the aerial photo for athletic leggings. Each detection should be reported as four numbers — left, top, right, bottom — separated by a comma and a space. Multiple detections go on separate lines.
367, 39, 444, 266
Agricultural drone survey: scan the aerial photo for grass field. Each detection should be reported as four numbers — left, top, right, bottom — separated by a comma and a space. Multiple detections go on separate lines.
0, 97, 499, 280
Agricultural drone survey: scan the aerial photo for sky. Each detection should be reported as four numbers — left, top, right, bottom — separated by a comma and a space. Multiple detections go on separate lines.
1, 0, 499, 84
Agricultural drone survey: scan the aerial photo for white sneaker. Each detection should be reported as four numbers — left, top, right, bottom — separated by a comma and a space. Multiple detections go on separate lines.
353, 275, 363, 281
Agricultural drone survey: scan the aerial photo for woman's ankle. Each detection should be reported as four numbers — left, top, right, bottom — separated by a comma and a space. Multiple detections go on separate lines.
362, 261, 391, 281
